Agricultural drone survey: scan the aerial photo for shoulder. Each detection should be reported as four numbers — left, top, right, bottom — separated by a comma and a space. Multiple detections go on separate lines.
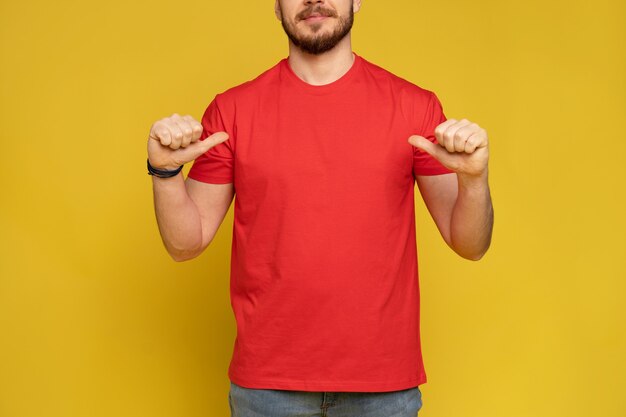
213, 59, 283, 108
359, 55, 434, 101
358, 55, 439, 127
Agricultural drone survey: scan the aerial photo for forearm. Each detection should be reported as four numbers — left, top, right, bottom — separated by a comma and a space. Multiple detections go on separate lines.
449, 170, 494, 260
151, 172, 203, 261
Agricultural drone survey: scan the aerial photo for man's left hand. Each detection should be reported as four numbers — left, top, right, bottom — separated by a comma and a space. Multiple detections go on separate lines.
408, 118, 489, 179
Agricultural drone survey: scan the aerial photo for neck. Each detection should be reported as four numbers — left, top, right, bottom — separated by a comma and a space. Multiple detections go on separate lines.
287, 36, 355, 86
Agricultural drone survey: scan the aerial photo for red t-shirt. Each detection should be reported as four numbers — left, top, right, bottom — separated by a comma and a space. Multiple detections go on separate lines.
188, 52, 454, 392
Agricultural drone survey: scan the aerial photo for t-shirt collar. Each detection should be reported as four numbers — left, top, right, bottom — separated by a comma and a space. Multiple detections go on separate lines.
280, 52, 363, 96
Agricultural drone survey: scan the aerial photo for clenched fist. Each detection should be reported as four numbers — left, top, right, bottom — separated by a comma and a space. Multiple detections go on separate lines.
147, 113, 229, 171
408, 118, 489, 179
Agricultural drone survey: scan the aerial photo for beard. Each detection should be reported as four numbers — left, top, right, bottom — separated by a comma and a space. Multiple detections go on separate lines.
280, 3, 354, 55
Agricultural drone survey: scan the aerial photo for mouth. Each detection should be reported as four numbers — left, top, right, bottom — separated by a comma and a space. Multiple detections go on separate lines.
300, 9, 335, 22
304, 14, 329, 22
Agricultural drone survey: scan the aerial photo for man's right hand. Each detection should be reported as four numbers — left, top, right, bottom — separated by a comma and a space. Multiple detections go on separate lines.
147, 113, 229, 170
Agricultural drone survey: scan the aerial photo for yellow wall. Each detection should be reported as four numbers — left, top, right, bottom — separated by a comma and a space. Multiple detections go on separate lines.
1, 1, 624, 416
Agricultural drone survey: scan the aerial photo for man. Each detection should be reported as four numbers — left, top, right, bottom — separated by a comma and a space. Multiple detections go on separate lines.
147, 1, 493, 416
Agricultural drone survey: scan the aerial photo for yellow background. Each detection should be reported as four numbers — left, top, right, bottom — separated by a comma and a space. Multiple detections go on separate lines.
1, 0, 625, 416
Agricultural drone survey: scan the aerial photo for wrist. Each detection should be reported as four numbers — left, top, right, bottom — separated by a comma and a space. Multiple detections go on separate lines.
148, 158, 180, 171
157, 165, 181, 171
147, 158, 183, 178
457, 169, 489, 190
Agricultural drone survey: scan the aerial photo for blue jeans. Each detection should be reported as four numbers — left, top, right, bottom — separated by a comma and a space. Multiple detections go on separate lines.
228, 381, 423, 417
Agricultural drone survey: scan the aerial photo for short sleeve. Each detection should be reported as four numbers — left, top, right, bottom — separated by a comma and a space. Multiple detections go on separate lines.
187, 94, 235, 184
413, 91, 455, 177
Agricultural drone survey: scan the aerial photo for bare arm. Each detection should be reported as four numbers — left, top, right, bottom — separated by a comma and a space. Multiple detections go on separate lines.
409, 117, 494, 261
147, 112, 233, 261
416, 172, 493, 260
152, 173, 234, 262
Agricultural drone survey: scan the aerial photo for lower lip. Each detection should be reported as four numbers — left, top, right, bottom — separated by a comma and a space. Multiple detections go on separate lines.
304, 16, 328, 22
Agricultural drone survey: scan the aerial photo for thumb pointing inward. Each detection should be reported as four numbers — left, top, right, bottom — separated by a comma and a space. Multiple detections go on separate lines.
199, 131, 229, 152
408, 135, 438, 156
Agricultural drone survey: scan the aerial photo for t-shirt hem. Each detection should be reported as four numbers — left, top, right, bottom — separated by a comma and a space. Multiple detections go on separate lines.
186, 171, 233, 184
228, 371, 427, 392
414, 167, 455, 176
